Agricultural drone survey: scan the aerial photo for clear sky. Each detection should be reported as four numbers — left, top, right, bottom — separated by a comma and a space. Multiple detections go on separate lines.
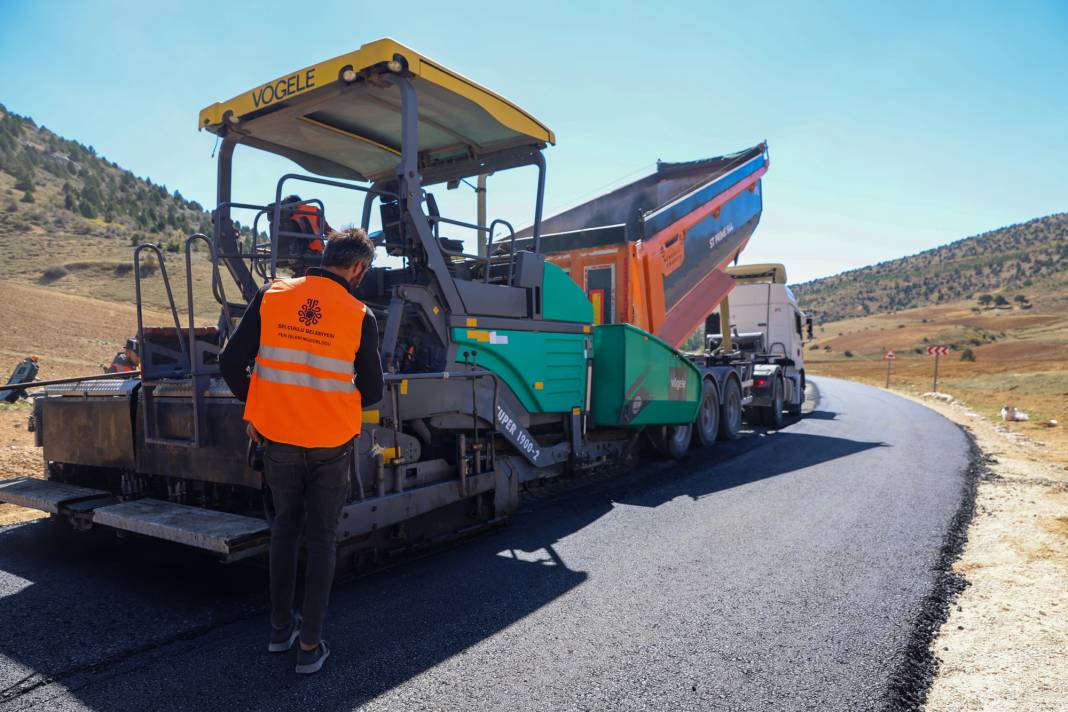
1, 1, 1065, 282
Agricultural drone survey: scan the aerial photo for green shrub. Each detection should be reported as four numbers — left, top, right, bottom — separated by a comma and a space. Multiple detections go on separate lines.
844, 350, 854, 358
960, 348, 976, 362
40, 265, 68, 283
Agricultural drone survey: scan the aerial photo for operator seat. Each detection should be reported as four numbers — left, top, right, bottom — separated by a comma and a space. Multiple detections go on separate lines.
424, 193, 465, 256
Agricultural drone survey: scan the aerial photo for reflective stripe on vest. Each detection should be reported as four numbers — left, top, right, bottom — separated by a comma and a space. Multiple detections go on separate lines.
253, 363, 356, 393
257, 344, 354, 374
243, 275, 366, 448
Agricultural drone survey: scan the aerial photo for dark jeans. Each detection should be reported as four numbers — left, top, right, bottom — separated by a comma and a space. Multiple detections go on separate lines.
264, 440, 350, 647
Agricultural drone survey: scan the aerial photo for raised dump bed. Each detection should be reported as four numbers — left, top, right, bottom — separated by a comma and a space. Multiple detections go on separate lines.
514, 144, 768, 348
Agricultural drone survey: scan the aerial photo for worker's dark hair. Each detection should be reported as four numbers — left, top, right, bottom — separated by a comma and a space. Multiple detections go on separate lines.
322, 228, 375, 269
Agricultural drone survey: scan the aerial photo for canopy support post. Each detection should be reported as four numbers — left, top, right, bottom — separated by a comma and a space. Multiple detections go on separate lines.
387, 74, 465, 315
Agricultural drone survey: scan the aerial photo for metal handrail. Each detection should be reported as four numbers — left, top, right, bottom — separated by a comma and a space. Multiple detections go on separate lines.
134, 243, 189, 378
271, 173, 397, 279
184, 233, 232, 346
425, 214, 519, 285
487, 219, 516, 285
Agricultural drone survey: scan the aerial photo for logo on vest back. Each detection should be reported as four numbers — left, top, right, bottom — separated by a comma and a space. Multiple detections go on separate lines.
297, 299, 322, 326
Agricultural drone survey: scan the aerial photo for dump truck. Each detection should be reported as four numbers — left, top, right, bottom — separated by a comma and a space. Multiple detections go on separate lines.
511, 151, 810, 456
0, 39, 775, 563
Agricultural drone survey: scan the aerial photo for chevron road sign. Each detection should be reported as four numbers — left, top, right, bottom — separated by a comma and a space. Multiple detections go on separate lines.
927, 345, 949, 391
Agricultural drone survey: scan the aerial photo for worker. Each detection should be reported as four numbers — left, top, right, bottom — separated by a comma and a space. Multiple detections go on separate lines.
106, 338, 140, 374
281, 194, 329, 253
275, 194, 329, 265
219, 228, 382, 675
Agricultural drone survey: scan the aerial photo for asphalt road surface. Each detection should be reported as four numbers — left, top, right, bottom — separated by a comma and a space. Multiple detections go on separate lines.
0, 377, 971, 711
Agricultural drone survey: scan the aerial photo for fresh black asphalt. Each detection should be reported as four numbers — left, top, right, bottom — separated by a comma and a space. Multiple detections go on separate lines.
0, 377, 972, 711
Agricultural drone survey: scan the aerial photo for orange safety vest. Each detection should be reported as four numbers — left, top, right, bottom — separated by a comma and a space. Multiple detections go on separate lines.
107, 353, 135, 373
244, 275, 365, 448
290, 202, 325, 253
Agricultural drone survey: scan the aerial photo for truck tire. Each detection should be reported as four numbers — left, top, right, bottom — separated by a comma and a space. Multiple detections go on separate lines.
650, 423, 693, 460
693, 378, 720, 448
761, 377, 785, 429
718, 377, 743, 441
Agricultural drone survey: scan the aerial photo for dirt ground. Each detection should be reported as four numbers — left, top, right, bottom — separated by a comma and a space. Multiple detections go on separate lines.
806, 296, 1068, 463
0, 401, 45, 526
0, 280, 167, 525
888, 391, 1068, 711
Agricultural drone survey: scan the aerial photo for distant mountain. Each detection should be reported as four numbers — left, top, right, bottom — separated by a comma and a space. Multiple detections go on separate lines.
0, 103, 215, 250
0, 103, 262, 314
791, 213, 1068, 322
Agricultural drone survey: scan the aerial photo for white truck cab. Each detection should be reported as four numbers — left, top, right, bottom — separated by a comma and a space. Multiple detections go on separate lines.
726, 277, 807, 370
707, 264, 811, 425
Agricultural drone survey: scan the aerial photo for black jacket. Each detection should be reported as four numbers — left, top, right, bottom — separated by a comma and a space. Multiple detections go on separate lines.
219, 268, 384, 406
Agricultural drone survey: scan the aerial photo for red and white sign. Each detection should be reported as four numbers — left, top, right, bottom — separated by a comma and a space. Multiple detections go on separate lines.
885, 349, 896, 360
927, 346, 949, 356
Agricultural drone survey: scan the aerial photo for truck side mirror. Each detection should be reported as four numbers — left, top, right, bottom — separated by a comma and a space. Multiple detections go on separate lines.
805, 317, 814, 340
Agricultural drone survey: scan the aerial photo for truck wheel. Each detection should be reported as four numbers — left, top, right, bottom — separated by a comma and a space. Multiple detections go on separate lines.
718, 378, 743, 441
650, 423, 693, 460
693, 379, 720, 448
761, 378, 785, 429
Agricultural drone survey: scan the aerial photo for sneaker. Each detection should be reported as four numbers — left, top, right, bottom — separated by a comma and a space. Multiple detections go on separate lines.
295, 641, 330, 674
268, 613, 302, 653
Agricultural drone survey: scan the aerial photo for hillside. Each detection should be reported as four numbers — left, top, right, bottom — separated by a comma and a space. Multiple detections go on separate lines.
0, 103, 254, 318
792, 213, 1068, 322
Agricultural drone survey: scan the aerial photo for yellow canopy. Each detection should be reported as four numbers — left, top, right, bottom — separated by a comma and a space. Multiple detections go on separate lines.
198, 38, 554, 182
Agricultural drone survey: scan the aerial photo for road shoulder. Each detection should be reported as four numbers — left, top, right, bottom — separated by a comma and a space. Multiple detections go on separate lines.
889, 390, 1068, 711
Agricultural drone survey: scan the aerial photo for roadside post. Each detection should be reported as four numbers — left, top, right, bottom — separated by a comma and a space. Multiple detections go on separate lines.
927, 345, 948, 391
884, 349, 895, 387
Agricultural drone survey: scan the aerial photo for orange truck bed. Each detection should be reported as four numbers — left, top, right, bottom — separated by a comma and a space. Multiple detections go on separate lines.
515, 144, 768, 347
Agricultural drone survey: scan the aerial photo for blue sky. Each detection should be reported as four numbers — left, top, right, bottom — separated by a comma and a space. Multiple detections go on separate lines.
1, 1, 1065, 282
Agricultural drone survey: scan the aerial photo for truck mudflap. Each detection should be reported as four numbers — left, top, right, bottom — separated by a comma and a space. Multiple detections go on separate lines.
0, 477, 269, 561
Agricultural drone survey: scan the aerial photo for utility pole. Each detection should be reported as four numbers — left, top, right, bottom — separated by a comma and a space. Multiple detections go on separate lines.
884, 349, 895, 388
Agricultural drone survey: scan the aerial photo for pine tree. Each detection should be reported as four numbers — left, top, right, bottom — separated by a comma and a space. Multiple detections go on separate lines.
79, 198, 98, 219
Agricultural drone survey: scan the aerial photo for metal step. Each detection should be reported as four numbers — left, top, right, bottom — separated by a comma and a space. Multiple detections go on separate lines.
0, 477, 269, 561
93, 499, 269, 559
0, 477, 109, 513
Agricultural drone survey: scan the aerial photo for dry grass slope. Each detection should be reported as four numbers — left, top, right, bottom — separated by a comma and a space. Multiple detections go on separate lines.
0, 103, 249, 320
792, 212, 1068, 323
